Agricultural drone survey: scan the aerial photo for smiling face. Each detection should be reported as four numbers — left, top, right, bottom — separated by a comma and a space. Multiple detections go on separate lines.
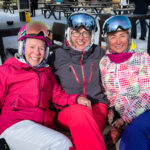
70, 27, 91, 51
25, 38, 45, 66
107, 30, 129, 53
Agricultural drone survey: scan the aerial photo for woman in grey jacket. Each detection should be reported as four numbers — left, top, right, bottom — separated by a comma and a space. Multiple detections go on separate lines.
48, 12, 108, 150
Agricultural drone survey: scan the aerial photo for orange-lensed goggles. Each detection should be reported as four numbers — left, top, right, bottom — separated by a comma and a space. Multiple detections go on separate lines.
26, 21, 52, 41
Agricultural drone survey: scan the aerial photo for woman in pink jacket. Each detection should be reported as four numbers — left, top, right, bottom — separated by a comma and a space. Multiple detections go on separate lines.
0, 21, 94, 150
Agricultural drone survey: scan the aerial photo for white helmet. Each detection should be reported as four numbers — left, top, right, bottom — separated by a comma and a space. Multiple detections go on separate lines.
65, 11, 98, 51
17, 21, 52, 68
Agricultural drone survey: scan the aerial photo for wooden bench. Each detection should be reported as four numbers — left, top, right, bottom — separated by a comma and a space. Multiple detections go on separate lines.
43, 8, 64, 20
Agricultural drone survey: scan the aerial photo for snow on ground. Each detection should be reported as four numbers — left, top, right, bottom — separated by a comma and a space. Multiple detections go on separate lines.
0, 9, 149, 65
0, 8, 67, 27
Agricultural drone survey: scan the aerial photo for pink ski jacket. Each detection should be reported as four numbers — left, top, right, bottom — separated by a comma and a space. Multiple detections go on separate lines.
0, 57, 78, 134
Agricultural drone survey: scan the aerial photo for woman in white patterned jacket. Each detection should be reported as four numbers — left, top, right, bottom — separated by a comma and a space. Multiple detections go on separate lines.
100, 15, 150, 150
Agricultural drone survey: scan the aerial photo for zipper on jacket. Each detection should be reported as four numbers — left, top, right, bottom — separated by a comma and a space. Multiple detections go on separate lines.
70, 64, 80, 84
116, 64, 129, 103
33, 69, 45, 125
80, 53, 86, 96
88, 63, 93, 83
33, 69, 41, 107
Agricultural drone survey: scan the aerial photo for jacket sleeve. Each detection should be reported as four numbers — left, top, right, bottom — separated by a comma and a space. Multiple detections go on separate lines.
115, 52, 150, 123
0, 66, 8, 112
50, 71, 79, 109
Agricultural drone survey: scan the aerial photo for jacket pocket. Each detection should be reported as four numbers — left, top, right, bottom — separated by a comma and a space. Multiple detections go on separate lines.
10, 95, 35, 111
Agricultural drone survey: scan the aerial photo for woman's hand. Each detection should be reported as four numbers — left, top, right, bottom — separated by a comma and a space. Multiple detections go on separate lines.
77, 96, 92, 110
113, 118, 125, 128
108, 109, 114, 125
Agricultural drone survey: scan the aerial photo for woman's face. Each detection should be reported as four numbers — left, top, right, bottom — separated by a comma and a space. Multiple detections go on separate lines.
70, 27, 91, 51
108, 30, 129, 53
25, 38, 45, 66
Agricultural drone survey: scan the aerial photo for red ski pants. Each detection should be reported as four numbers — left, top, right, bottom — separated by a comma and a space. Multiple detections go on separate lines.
57, 103, 107, 150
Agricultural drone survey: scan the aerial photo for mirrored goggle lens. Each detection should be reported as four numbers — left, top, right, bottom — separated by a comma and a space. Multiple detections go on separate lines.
103, 16, 131, 34
67, 13, 96, 31
26, 21, 52, 39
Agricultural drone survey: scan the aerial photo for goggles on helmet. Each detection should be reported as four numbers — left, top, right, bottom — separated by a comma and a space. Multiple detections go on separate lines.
18, 21, 52, 46
103, 15, 131, 35
67, 13, 97, 31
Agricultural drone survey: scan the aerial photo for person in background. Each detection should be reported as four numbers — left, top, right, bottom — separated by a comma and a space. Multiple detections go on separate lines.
100, 15, 150, 150
131, 0, 148, 40
48, 12, 108, 150
0, 21, 90, 150
120, 0, 128, 8
30, 0, 38, 17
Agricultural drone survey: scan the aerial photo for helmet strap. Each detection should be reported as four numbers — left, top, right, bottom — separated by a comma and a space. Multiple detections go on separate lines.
18, 41, 24, 56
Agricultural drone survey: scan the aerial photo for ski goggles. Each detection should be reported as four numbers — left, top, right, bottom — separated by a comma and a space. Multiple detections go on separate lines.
103, 15, 131, 35
67, 13, 97, 31
26, 21, 52, 40
18, 21, 52, 42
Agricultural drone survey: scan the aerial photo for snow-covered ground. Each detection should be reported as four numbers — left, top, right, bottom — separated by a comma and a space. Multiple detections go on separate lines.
0, 8, 149, 65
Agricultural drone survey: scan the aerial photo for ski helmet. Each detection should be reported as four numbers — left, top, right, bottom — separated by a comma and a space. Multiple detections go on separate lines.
66, 11, 98, 51
102, 15, 131, 52
17, 21, 52, 67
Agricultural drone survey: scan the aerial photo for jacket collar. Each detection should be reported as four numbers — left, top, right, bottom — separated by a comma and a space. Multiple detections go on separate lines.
4, 57, 51, 72
62, 44, 96, 64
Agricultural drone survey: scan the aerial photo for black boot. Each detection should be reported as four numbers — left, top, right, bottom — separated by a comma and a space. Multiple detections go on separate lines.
0, 138, 10, 150
139, 37, 145, 40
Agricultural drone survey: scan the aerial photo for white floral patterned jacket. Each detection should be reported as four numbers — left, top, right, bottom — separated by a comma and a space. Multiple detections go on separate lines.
100, 48, 150, 123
